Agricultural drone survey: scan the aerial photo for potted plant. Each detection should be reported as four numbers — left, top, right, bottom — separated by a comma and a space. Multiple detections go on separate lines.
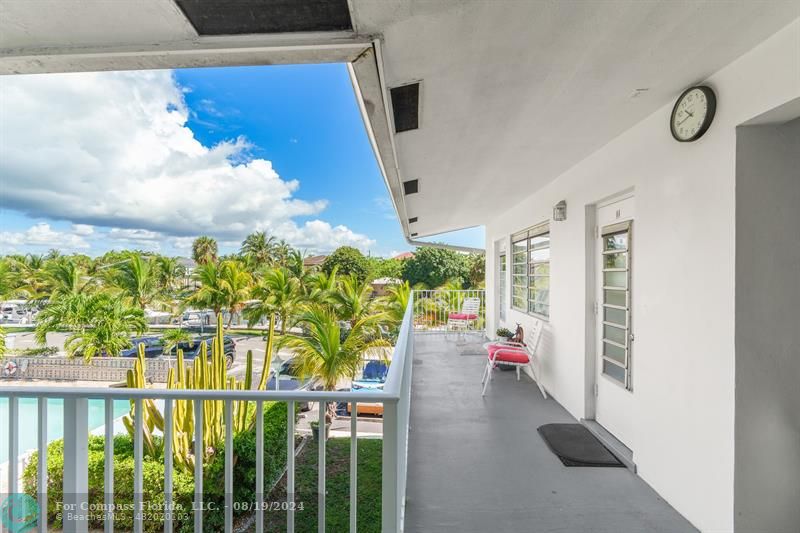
310, 419, 331, 441
496, 327, 514, 340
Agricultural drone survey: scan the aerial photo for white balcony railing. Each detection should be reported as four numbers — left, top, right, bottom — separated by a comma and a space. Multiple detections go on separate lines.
1, 294, 416, 533
412, 289, 486, 333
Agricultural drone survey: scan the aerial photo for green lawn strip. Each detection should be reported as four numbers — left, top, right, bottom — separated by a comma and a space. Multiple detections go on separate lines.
265, 437, 382, 533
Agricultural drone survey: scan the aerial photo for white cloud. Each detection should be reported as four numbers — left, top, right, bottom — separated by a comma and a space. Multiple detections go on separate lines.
0, 223, 90, 250
0, 70, 374, 253
71, 224, 94, 236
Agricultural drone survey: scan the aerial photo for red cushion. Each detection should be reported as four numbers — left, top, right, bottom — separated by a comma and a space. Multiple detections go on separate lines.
486, 344, 530, 364
448, 313, 478, 320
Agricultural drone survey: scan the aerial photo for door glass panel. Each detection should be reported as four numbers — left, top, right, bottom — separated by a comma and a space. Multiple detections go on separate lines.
604, 233, 627, 251
600, 225, 631, 389
604, 307, 627, 327
603, 324, 627, 346
603, 252, 627, 269
603, 360, 626, 384
603, 342, 626, 364
604, 289, 626, 307
603, 271, 627, 288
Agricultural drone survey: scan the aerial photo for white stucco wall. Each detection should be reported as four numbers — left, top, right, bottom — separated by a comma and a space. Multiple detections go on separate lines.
734, 117, 800, 533
483, 19, 800, 532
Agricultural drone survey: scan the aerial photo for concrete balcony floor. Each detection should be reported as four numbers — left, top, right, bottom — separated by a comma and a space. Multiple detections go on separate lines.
404, 333, 697, 533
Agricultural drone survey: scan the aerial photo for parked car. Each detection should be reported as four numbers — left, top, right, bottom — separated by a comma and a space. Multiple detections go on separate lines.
266, 373, 315, 411
121, 336, 165, 358
123, 335, 237, 369
172, 336, 237, 369
341, 360, 390, 417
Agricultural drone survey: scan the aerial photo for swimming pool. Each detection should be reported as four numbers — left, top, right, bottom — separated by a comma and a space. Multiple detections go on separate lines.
0, 397, 129, 463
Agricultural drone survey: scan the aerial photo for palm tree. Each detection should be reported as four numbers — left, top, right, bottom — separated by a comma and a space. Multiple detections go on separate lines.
245, 267, 304, 389
241, 231, 276, 269
379, 281, 411, 327
0, 259, 18, 299
154, 256, 186, 294
189, 262, 228, 316
330, 275, 376, 327
34, 292, 93, 345
108, 253, 161, 310
272, 240, 292, 267
162, 327, 193, 356
12, 254, 48, 300
305, 265, 338, 307
34, 292, 146, 360
192, 236, 218, 265
219, 260, 252, 327
190, 260, 252, 326
45, 257, 93, 299
62, 294, 147, 361
279, 307, 390, 391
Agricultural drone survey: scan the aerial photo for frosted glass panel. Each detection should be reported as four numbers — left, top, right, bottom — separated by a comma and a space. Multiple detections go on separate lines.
603, 324, 627, 346
603, 342, 626, 364
604, 233, 627, 251
604, 289, 626, 307
603, 271, 627, 288
604, 307, 627, 326
604, 252, 627, 269
603, 360, 626, 384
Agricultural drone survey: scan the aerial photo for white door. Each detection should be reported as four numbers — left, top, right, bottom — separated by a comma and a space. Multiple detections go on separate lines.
595, 196, 635, 448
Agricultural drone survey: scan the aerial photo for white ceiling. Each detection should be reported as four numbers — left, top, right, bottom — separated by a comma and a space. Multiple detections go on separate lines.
0, 0, 798, 241
352, 0, 800, 238
0, 0, 196, 49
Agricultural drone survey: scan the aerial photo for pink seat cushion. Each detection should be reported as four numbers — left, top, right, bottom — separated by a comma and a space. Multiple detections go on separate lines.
448, 313, 478, 320
486, 344, 530, 364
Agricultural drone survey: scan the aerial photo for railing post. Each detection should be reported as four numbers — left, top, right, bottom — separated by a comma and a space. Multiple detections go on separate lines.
381, 400, 399, 532
63, 397, 89, 533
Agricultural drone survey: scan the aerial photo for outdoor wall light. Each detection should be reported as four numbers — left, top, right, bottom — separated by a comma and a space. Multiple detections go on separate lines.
553, 200, 567, 221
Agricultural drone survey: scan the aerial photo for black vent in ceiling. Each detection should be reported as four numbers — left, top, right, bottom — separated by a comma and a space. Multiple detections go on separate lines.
410, 233, 419, 237
408, 217, 418, 224
403, 179, 419, 195
175, 0, 352, 35
390, 83, 420, 133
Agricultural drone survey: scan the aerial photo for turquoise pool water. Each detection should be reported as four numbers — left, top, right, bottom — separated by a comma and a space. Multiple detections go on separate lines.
0, 398, 129, 463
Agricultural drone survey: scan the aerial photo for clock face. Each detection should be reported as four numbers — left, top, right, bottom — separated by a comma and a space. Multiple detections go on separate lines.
671, 86, 716, 142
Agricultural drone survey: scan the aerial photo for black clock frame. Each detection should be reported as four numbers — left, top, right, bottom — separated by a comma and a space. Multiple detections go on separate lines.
670, 85, 717, 142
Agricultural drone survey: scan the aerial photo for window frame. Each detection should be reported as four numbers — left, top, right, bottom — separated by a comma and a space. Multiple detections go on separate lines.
511, 222, 550, 319
498, 252, 507, 321
600, 221, 632, 390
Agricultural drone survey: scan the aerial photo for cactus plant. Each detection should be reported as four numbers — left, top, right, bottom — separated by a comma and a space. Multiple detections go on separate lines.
122, 343, 165, 457
125, 314, 257, 472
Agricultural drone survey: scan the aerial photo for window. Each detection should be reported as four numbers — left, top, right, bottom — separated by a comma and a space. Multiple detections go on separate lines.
511, 223, 550, 318
499, 253, 507, 321
601, 221, 631, 389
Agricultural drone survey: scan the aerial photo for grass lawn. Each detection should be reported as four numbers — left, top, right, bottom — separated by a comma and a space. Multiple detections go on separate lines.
265, 437, 382, 533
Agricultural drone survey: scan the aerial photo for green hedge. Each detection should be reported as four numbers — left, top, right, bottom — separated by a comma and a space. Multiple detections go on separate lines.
23, 401, 292, 533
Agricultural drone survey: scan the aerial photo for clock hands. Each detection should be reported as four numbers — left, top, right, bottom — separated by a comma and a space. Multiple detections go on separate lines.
677, 107, 695, 126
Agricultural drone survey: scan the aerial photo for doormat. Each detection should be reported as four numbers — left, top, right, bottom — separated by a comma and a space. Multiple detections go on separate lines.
537, 423, 624, 467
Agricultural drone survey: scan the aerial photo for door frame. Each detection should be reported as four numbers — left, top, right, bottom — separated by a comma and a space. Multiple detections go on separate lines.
584, 190, 634, 425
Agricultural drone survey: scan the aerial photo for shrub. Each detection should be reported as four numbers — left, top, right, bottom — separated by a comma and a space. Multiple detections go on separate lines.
401, 247, 469, 288
23, 401, 293, 532
322, 247, 369, 283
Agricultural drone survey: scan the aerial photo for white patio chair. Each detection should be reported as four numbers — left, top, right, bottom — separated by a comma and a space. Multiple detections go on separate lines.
446, 297, 481, 334
481, 319, 546, 399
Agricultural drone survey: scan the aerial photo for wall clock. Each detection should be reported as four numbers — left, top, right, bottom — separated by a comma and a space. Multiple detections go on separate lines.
670, 86, 716, 142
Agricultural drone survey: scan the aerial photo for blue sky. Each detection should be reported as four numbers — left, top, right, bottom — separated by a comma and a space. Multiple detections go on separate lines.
0, 64, 482, 258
